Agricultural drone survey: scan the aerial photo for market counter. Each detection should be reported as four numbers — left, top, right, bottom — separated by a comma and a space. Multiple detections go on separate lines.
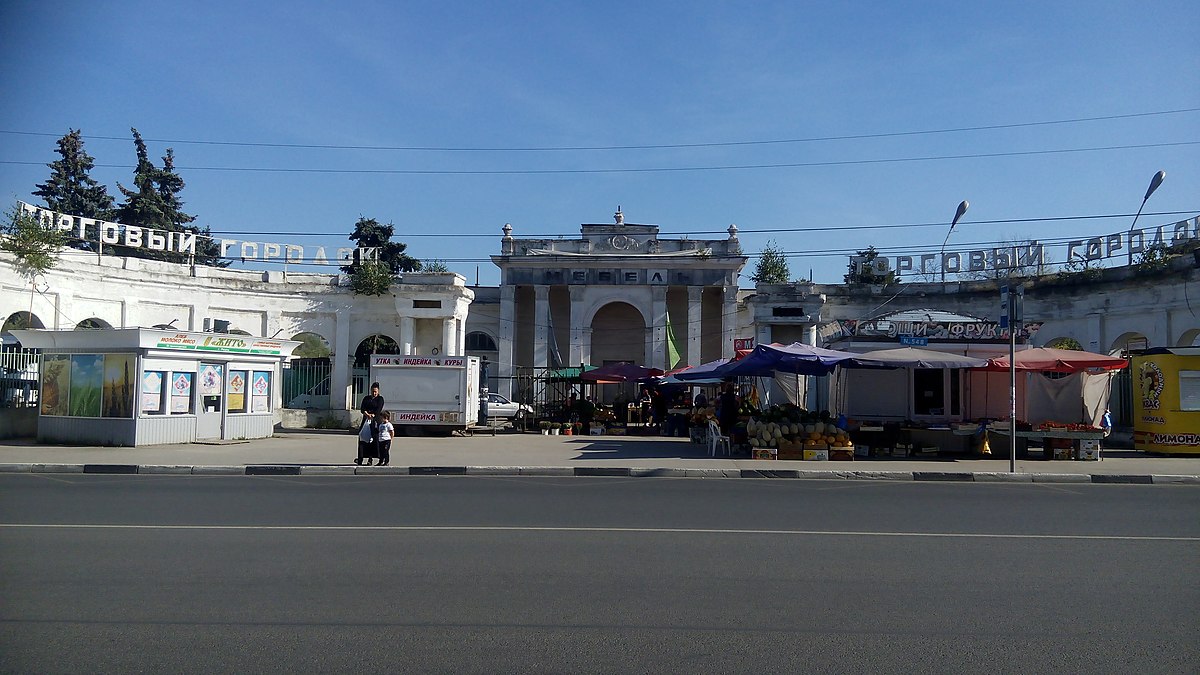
987, 424, 1106, 460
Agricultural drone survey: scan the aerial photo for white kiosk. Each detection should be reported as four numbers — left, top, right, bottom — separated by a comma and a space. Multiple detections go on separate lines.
13, 328, 299, 446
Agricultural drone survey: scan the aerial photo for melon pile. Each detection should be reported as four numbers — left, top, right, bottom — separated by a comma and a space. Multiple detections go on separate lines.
746, 417, 853, 450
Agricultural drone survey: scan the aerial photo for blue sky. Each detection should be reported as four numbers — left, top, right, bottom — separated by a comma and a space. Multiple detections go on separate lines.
1, 1, 1197, 286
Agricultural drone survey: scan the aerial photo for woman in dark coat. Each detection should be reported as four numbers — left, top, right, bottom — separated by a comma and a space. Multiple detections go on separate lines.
356, 382, 385, 465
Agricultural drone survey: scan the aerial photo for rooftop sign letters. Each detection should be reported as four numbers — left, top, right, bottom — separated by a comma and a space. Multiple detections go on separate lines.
20, 201, 377, 265
848, 217, 1198, 276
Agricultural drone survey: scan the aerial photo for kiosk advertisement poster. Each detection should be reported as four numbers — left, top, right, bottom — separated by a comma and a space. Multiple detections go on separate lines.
1134, 353, 1200, 454
228, 371, 246, 412
40, 355, 70, 416
69, 354, 103, 418
142, 371, 163, 412
102, 354, 135, 418
199, 364, 223, 395
251, 371, 270, 412
171, 373, 193, 413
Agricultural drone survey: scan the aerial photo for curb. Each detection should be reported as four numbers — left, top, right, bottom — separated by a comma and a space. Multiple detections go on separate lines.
0, 463, 1197, 485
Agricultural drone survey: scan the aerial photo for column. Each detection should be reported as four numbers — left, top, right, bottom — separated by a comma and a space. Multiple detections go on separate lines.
497, 285, 515, 398
720, 286, 738, 359
441, 318, 455, 357
687, 287, 702, 367
569, 285, 587, 367
803, 323, 817, 347
399, 316, 415, 355
582, 328, 593, 368
756, 323, 773, 350
1084, 312, 1103, 352
650, 286, 668, 368
330, 304, 352, 411
533, 285, 549, 369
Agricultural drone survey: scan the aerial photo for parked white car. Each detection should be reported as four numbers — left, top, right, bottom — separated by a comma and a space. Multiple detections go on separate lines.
485, 393, 533, 420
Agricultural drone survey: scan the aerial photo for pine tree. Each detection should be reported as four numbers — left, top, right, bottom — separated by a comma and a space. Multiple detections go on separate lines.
750, 240, 791, 284
844, 245, 899, 285
113, 129, 226, 266
32, 129, 114, 252
340, 217, 419, 275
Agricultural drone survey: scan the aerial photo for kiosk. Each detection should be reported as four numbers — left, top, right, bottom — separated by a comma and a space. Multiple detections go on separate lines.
1133, 347, 1200, 455
13, 328, 299, 446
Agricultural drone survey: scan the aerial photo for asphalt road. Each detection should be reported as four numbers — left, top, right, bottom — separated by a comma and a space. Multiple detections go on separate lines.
1, 475, 1198, 674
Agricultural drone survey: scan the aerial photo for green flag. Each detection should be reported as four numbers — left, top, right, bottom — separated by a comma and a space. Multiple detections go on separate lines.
665, 308, 684, 369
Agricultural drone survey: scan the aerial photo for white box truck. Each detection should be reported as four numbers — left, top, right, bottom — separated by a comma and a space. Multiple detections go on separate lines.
369, 355, 480, 435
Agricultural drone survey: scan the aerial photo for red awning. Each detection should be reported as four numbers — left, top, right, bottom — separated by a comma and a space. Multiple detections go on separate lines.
980, 347, 1128, 373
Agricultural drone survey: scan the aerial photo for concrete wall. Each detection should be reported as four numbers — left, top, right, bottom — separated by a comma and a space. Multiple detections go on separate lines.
0, 408, 37, 439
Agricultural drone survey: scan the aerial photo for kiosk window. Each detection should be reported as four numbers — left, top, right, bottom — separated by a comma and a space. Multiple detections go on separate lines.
170, 372, 194, 414
142, 371, 165, 415
227, 370, 247, 413
1181, 371, 1200, 411
251, 371, 271, 413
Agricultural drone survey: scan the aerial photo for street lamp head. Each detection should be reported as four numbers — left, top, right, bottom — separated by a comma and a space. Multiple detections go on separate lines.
951, 200, 969, 231
1144, 170, 1165, 201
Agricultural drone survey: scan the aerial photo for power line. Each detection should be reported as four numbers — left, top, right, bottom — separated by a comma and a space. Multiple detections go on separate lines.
205, 210, 1199, 238
2, 140, 1196, 175
1, 107, 1196, 152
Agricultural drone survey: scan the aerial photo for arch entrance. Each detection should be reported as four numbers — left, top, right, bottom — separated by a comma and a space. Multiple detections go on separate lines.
589, 302, 647, 403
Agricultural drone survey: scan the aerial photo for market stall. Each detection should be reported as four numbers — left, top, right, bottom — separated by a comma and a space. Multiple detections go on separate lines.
14, 328, 299, 446
980, 347, 1127, 459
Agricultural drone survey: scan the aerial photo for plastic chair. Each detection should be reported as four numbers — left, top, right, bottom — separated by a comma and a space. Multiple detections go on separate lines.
707, 419, 731, 457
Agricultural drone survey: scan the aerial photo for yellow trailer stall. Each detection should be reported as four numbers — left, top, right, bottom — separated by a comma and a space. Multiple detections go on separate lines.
1133, 347, 1200, 455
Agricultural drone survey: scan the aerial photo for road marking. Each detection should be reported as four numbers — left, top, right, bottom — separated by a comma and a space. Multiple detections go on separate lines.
0, 523, 1196, 541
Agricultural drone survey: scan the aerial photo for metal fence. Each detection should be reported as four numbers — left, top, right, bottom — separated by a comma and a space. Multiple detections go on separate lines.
281, 358, 332, 409
1, 349, 41, 408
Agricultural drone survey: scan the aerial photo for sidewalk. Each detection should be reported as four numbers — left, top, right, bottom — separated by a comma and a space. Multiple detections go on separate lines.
1, 429, 1198, 484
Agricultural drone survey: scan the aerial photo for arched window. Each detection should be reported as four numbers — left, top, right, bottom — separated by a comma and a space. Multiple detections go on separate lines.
75, 318, 112, 330
354, 334, 401, 368
465, 331, 497, 351
2, 312, 45, 332
291, 332, 332, 359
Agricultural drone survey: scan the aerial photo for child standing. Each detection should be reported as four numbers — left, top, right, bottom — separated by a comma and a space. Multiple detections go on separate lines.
376, 410, 395, 466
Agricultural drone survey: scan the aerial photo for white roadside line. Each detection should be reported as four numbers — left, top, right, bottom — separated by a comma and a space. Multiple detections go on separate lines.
0, 523, 1196, 541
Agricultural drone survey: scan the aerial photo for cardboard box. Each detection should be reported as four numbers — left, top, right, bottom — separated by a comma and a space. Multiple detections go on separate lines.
854, 444, 870, 457
606, 428, 626, 436
916, 445, 939, 457
753, 448, 777, 460
589, 427, 604, 436
1077, 440, 1100, 460
829, 448, 854, 461
803, 449, 829, 461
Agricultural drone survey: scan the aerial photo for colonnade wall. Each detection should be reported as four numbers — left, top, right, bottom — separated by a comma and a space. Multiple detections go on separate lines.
785, 256, 1199, 351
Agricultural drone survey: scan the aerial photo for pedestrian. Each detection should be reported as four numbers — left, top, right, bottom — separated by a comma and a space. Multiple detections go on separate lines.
356, 381, 385, 465
375, 410, 394, 466
577, 395, 596, 435
718, 382, 738, 435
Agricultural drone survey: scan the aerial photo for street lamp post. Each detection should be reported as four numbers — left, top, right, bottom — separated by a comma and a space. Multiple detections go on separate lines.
939, 200, 970, 283
1127, 170, 1166, 266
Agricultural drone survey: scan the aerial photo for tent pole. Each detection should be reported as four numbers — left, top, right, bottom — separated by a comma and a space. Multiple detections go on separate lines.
1009, 321, 1017, 473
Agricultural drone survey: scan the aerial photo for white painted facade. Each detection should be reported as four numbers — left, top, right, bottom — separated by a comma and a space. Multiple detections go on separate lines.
4, 211, 1197, 428
1, 251, 474, 417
